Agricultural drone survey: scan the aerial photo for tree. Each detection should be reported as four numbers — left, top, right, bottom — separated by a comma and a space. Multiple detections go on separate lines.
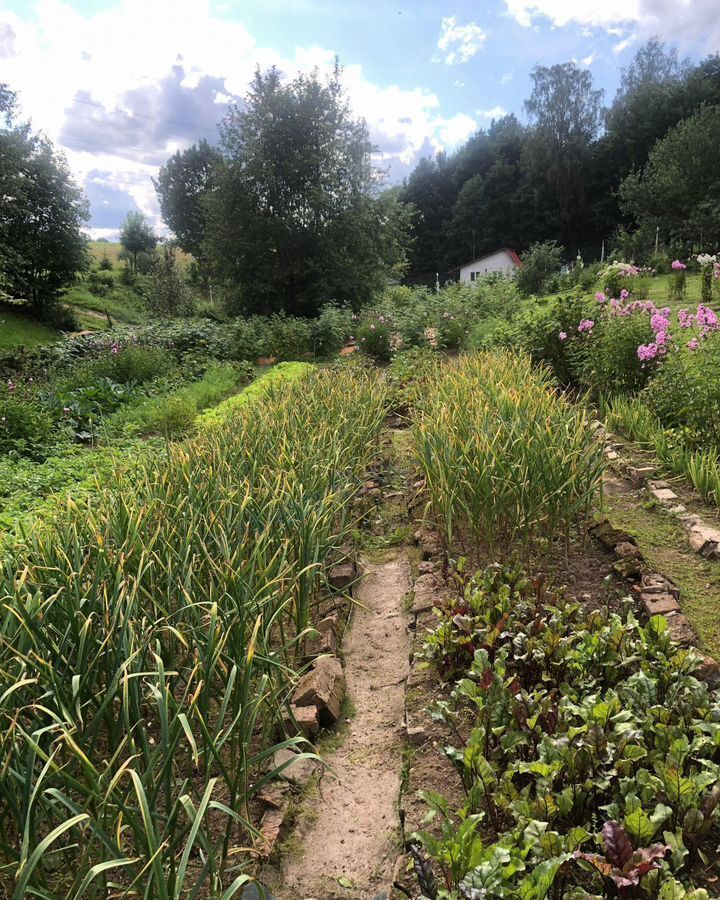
619, 104, 720, 246
146, 243, 194, 317
516, 241, 563, 296
206, 64, 411, 315
0, 84, 89, 316
521, 63, 604, 250
154, 139, 222, 262
119, 211, 158, 275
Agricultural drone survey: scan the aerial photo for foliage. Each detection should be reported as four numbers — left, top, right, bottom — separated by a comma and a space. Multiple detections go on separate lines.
0, 364, 387, 896
119, 210, 158, 275
413, 352, 604, 552
146, 243, 195, 318
621, 104, 720, 246
516, 241, 563, 296
0, 387, 65, 458
414, 561, 720, 898
311, 304, 353, 356
642, 328, 720, 450
206, 65, 411, 316
0, 85, 89, 317
154, 138, 222, 262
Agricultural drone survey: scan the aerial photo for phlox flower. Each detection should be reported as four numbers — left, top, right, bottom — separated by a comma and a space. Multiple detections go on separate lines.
672, 260, 687, 271
595, 292, 606, 303
688, 338, 700, 350
637, 343, 659, 361
678, 309, 694, 328
559, 331, 567, 341
620, 289, 629, 300
577, 319, 594, 333
651, 313, 670, 333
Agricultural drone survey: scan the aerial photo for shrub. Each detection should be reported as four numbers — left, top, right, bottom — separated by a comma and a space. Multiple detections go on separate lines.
643, 330, 720, 449
0, 391, 63, 458
577, 308, 656, 395
146, 244, 195, 318
357, 316, 393, 362
516, 240, 563, 296
91, 344, 176, 385
311, 304, 352, 357
87, 270, 114, 296
268, 315, 312, 361
98, 254, 113, 271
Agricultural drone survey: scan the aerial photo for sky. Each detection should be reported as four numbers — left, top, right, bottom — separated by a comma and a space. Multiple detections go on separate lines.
1, 0, 718, 239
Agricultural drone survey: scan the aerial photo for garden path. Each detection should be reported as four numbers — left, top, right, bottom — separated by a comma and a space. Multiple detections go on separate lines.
275, 554, 411, 900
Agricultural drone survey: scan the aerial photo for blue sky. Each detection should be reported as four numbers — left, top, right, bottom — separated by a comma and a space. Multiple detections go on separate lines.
1, 0, 716, 236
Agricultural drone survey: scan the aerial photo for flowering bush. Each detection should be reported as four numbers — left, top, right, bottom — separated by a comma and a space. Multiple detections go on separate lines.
670, 259, 688, 302
356, 315, 393, 362
697, 253, 717, 303
600, 261, 652, 299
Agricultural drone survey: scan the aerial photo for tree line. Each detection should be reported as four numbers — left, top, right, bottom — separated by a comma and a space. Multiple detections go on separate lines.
398, 40, 720, 280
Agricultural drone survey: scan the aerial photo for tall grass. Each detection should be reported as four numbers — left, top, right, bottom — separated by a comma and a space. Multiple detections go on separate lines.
604, 394, 720, 507
414, 351, 604, 554
0, 364, 386, 896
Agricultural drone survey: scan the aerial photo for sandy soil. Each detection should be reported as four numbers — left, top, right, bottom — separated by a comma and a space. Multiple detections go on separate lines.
275, 556, 411, 900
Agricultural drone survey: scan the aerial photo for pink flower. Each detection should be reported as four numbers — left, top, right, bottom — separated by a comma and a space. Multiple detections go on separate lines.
672, 260, 687, 271
559, 331, 567, 341
637, 343, 659, 361
678, 309, 694, 328
651, 313, 671, 333
577, 319, 594, 333
620, 289, 629, 300
369, 324, 375, 331
595, 292, 606, 303
687, 338, 699, 350
63, 406, 70, 413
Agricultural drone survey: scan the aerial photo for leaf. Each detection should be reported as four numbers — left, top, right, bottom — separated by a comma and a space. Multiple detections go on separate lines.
624, 807, 656, 846
602, 820, 633, 869
336, 876, 354, 889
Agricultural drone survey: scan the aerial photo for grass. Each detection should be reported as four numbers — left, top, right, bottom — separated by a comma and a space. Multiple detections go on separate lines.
0, 306, 57, 349
88, 241, 193, 269
0, 362, 387, 896
603, 489, 720, 659
535, 272, 705, 315
62, 284, 147, 326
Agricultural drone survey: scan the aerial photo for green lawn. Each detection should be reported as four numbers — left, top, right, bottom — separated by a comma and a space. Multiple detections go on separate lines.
0, 307, 57, 350
535, 272, 705, 313
63, 285, 146, 326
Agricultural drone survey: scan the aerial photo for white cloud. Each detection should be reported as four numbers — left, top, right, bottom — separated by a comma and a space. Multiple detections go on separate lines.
1, 0, 471, 236
503, 0, 719, 48
477, 105, 507, 119
499, 69, 514, 84
435, 16, 487, 65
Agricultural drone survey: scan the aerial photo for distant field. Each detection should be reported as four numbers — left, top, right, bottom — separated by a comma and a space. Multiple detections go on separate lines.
0, 307, 57, 349
88, 241, 193, 268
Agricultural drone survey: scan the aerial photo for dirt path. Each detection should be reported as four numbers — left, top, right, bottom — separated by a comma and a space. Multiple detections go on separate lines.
275, 554, 411, 900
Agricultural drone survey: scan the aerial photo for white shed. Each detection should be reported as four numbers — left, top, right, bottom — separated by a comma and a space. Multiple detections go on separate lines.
459, 248, 521, 283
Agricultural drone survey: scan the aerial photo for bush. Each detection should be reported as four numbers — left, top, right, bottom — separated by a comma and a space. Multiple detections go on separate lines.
516, 240, 563, 296
146, 245, 195, 318
357, 316, 393, 362
231, 316, 271, 362
577, 308, 656, 395
91, 345, 175, 385
87, 271, 114, 296
311, 305, 352, 357
98, 255, 113, 271
0, 391, 63, 458
268, 315, 312, 361
643, 331, 720, 449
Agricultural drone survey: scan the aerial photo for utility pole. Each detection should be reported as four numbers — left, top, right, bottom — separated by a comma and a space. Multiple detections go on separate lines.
655, 226, 659, 257
472, 229, 476, 259
601, 240, 605, 263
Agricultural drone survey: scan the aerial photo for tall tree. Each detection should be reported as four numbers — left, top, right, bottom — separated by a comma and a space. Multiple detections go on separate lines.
521, 63, 604, 250
206, 64, 410, 315
154, 139, 222, 262
620, 104, 720, 247
0, 84, 88, 316
119, 210, 158, 274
